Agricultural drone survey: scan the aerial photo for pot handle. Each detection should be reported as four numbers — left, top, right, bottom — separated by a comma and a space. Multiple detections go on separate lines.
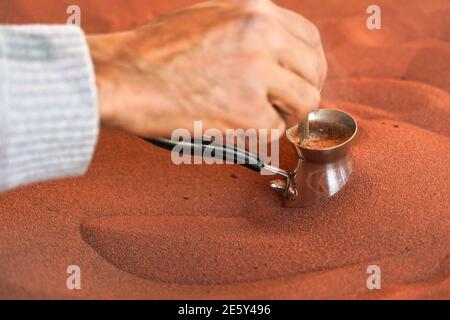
144, 137, 265, 173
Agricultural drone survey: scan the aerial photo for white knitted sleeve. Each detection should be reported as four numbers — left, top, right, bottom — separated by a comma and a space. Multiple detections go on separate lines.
0, 25, 99, 191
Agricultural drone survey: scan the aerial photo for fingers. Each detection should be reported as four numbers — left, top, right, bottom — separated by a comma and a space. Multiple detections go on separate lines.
277, 31, 327, 89
264, 62, 321, 122
259, 102, 287, 141
255, 2, 327, 89
265, 1, 322, 48
229, 1, 326, 134
236, 97, 286, 142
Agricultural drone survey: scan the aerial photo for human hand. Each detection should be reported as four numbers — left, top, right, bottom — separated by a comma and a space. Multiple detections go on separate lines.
87, 0, 327, 139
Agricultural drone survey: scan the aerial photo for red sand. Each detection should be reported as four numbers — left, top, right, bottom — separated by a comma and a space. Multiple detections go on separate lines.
0, 0, 449, 299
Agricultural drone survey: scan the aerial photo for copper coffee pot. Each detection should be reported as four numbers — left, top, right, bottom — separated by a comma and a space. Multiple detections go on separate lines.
146, 109, 357, 207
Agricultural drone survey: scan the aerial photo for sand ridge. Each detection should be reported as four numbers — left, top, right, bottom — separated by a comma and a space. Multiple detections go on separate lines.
0, 0, 449, 299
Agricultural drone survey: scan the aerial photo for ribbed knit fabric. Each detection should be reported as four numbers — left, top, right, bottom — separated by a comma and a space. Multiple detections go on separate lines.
0, 25, 99, 192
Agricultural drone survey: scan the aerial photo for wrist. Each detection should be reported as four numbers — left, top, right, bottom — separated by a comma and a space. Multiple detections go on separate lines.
86, 33, 128, 128
86, 30, 174, 137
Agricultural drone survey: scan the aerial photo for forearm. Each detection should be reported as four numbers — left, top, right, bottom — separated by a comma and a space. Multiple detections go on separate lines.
86, 32, 122, 127
0, 25, 99, 192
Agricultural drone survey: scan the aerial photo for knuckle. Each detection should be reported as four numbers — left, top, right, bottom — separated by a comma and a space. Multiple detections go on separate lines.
259, 116, 284, 132
235, 85, 265, 106
305, 59, 323, 89
240, 0, 266, 11
308, 23, 322, 47
306, 87, 321, 109
248, 104, 283, 130
314, 54, 327, 87
321, 53, 328, 84
246, 91, 264, 106
309, 48, 327, 88
238, 54, 268, 79
238, 11, 274, 34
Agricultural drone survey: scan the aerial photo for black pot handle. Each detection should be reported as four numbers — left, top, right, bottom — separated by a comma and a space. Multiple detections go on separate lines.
144, 137, 265, 173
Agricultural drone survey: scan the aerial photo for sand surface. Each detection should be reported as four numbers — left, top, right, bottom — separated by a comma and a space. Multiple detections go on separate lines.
0, 0, 449, 299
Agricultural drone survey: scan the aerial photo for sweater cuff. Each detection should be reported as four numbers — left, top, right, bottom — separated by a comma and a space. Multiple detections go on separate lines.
0, 25, 99, 191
